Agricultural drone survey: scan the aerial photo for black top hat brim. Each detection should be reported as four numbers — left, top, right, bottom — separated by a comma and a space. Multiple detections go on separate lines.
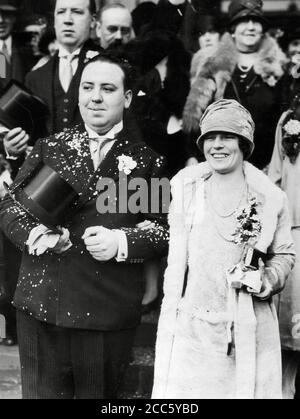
4, 182, 62, 235
0, 80, 48, 139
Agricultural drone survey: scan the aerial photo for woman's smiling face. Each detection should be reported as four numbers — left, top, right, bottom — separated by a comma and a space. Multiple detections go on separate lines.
203, 132, 244, 174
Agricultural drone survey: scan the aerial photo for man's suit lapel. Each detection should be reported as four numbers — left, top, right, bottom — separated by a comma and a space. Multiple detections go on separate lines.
43, 55, 57, 133
59, 125, 94, 193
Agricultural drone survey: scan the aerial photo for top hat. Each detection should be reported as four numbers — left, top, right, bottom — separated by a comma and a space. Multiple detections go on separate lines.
5, 164, 79, 233
0, 0, 19, 12
229, 0, 268, 26
0, 81, 48, 143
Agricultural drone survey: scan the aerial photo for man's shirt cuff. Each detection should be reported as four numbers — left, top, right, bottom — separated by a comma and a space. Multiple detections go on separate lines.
114, 230, 128, 262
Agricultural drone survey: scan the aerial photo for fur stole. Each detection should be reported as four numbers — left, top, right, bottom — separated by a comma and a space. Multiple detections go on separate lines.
183, 33, 287, 133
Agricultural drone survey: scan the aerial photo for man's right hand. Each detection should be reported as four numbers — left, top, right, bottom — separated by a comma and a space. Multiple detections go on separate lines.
3, 127, 29, 157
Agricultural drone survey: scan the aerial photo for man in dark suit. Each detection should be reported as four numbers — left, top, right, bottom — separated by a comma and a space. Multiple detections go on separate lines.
0, 0, 35, 90
3, 0, 99, 180
0, 52, 169, 399
25, 0, 99, 136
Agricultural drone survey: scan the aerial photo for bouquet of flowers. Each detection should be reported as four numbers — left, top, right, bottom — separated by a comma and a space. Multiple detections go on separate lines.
282, 118, 300, 164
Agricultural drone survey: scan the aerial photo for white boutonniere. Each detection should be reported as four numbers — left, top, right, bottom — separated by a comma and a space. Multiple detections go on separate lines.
117, 155, 137, 175
84, 50, 99, 63
137, 90, 146, 97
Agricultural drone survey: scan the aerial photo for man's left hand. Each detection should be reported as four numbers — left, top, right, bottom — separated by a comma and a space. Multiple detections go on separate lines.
82, 226, 119, 261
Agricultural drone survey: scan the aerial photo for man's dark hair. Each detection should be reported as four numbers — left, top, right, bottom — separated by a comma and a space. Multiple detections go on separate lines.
82, 52, 136, 92
88, 0, 96, 15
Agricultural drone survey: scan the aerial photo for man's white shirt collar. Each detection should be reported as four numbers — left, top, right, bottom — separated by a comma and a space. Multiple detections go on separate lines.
58, 45, 81, 58
85, 121, 124, 140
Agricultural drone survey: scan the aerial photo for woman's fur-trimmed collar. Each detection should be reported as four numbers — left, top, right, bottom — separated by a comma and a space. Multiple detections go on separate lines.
183, 33, 287, 133
172, 161, 283, 206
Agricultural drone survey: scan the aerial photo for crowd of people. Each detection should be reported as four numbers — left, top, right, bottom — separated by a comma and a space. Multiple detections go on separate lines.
0, 0, 299, 399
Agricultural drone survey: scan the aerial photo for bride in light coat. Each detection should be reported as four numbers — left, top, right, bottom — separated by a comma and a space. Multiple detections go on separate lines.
269, 98, 300, 399
152, 99, 295, 399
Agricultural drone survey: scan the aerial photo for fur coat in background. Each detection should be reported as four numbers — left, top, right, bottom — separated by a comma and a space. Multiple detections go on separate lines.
183, 33, 288, 169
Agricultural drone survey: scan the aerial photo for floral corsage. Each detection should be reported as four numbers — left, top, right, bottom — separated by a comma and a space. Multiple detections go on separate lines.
232, 197, 262, 245
227, 197, 263, 293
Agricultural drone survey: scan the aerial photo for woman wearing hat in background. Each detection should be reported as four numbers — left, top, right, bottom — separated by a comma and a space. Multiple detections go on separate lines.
190, 14, 223, 84
269, 97, 300, 399
280, 25, 300, 109
152, 99, 295, 399
183, 0, 287, 171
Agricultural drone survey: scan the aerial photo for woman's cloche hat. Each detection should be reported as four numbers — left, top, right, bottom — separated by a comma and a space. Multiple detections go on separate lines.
228, 0, 268, 26
5, 164, 79, 233
197, 99, 255, 159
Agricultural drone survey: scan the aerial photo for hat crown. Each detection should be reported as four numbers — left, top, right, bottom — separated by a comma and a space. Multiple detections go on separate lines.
197, 14, 221, 35
229, 0, 264, 22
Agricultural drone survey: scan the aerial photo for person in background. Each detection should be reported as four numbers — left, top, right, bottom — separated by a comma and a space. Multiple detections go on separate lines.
2, 0, 99, 176
0, 0, 35, 91
280, 27, 300, 109
190, 14, 222, 84
23, 15, 47, 64
131, 0, 156, 36
31, 28, 59, 71
0, 156, 8, 308
0, 230, 6, 326
96, 2, 134, 50
183, 0, 287, 171
0, 0, 35, 346
24, 0, 98, 137
151, 0, 186, 36
123, 28, 190, 312
153, 99, 295, 399
269, 96, 300, 399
